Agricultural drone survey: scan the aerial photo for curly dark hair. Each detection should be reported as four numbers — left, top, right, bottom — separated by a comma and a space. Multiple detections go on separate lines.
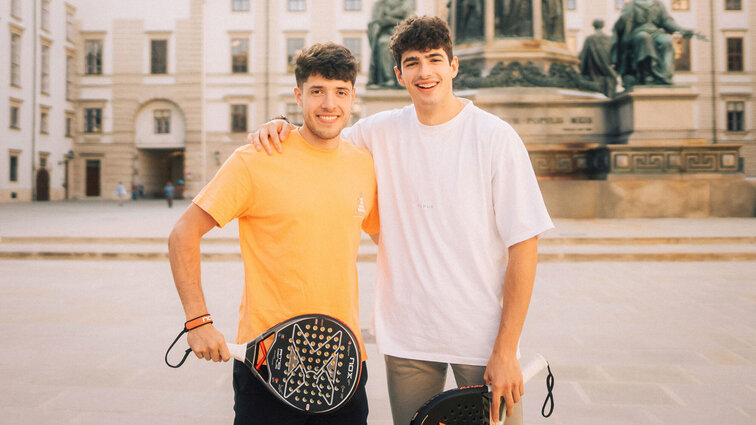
389, 15, 454, 71
294, 43, 357, 87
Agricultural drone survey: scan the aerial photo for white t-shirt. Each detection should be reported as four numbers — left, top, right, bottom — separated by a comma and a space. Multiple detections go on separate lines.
343, 99, 554, 365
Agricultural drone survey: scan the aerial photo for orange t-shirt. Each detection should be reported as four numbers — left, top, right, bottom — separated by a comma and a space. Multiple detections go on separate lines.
194, 131, 379, 358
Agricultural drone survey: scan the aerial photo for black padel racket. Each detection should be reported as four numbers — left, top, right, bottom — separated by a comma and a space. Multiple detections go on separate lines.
410, 354, 553, 425
168, 314, 362, 414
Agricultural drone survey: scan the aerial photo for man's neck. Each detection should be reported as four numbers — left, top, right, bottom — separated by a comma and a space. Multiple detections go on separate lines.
414, 96, 465, 126
298, 126, 341, 150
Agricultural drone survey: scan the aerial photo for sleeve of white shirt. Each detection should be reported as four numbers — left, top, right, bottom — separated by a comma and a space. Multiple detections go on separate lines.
340, 119, 369, 150
491, 124, 554, 247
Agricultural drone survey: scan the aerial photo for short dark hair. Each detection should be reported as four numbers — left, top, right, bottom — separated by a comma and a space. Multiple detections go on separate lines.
294, 43, 358, 88
389, 15, 454, 70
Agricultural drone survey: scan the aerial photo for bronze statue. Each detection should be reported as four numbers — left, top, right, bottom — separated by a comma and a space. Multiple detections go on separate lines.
541, 0, 564, 42
611, 0, 694, 86
368, 0, 413, 88
456, 0, 485, 42
495, 0, 533, 38
579, 19, 617, 97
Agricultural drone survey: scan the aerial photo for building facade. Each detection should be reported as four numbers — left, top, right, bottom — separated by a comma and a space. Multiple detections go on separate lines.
1, 0, 753, 202
1, 0, 77, 201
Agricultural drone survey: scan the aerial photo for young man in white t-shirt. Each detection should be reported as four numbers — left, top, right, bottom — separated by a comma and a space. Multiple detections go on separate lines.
248, 16, 553, 425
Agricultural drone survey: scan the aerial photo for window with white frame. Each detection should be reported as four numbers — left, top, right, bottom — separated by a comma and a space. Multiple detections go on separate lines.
287, 38, 304, 72
85, 39, 102, 75
232, 0, 249, 11
154, 109, 171, 134
344, 0, 361, 11
66, 55, 74, 100
673, 35, 691, 71
41, 0, 51, 31
615, 0, 627, 10
40, 109, 49, 134
231, 105, 247, 132
65, 113, 74, 137
11, 33, 21, 86
9, 104, 20, 129
726, 37, 744, 72
84, 108, 102, 133
726, 101, 745, 132
9, 152, 20, 183
566, 0, 576, 10
725, 0, 742, 10
232, 38, 249, 73
343, 37, 362, 68
41, 44, 50, 95
66, 10, 75, 41
151, 39, 168, 74
288, 0, 306, 11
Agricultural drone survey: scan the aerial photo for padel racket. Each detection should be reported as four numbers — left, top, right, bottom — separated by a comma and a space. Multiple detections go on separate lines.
410, 354, 554, 425
166, 314, 362, 414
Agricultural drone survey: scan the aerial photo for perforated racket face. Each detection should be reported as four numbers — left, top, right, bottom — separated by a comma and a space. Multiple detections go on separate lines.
411, 386, 490, 425
264, 315, 361, 413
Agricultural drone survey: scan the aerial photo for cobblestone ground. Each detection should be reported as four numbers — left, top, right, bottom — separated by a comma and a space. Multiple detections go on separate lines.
0, 258, 753, 424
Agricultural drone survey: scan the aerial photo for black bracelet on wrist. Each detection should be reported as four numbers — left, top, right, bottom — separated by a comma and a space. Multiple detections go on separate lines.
272, 115, 290, 124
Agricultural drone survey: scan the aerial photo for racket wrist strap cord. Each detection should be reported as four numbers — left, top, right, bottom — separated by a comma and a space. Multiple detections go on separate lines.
541, 364, 555, 417
164, 314, 214, 368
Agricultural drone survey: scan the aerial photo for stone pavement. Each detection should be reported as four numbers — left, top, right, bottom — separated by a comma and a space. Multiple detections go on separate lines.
0, 200, 755, 425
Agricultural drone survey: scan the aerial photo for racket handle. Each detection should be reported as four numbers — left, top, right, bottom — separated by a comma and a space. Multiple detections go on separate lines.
227, 343, 246, 362
521, 353, 548, 384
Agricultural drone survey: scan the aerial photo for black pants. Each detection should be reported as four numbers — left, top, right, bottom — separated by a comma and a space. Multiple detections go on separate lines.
233, 360, 369, 425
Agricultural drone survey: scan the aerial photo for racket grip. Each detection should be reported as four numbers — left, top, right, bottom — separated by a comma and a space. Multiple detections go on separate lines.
227, 343, 246, 362
521, 353, 548, 384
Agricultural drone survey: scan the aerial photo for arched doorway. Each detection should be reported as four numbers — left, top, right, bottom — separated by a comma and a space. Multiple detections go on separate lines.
133, 99, 186, 198
36, 168, 50, 201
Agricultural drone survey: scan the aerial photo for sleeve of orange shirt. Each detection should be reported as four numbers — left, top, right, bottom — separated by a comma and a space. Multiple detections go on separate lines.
193, 148, 255, 228
361, 184, 380, 236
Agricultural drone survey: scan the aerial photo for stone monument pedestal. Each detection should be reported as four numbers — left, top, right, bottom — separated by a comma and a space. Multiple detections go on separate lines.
616, 85, 701, 145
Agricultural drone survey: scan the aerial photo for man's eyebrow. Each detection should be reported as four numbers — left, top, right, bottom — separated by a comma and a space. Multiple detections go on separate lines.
401, 55, 420, 65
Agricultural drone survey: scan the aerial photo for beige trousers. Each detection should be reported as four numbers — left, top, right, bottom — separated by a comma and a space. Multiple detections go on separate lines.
384, 354, 524, 425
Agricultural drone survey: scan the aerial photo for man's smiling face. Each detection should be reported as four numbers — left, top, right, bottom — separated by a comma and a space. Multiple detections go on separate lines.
394, 48, 459, 108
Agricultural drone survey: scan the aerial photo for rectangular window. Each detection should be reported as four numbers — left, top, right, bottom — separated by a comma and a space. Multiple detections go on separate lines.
9, 154, 19, 182
671, 0, 689, 10
674, 35, 691, 72
41, 44, 50, 94
566, 0, 576, 10
231, 104, 247, 132
726, 101, 745, 132
615, 0, 626, 10
232, 0, 249, 11
10, 106, 20, 129
725, 0, 742, 10
343, 37, 362, 68
154, 109, 171, 134
67, 11, 75, 41
231, 38, 249, 73
726, 37, 743, 72
11, 33, 21, 86
66, 55, 74, 100
287, 38, 304, 72
286, 102, 303, 126
151, 40, 168, 74
344, 0, 361, 11
65, 114, 73, 137
85, 40, 102, 75
84, 108, 102, 133
11, 0, 21, 19
40, 111, 49, 134
41, 0, 50, 31
288, 0, 306, 11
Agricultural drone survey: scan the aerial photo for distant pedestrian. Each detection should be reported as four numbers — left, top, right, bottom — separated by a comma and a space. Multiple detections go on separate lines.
164, 181, 175, 208
116, 182, 127, 206
138, 185, 145, 198
131, 183, 138, 201
177, 177, 185, 200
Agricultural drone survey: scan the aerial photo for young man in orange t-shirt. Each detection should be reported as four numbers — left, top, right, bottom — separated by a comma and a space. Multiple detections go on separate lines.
168, 43, 379, 424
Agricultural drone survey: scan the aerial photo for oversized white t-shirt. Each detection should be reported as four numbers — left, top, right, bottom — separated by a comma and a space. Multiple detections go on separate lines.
343, 99, 554, 365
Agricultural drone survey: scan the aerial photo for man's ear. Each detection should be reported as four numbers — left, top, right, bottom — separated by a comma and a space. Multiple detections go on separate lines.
294, 86, 303, 107
451, 56, 459, 79
394, 66, 406, 87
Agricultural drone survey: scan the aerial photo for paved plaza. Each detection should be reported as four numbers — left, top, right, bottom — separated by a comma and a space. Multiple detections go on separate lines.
1, 200, 755, 424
